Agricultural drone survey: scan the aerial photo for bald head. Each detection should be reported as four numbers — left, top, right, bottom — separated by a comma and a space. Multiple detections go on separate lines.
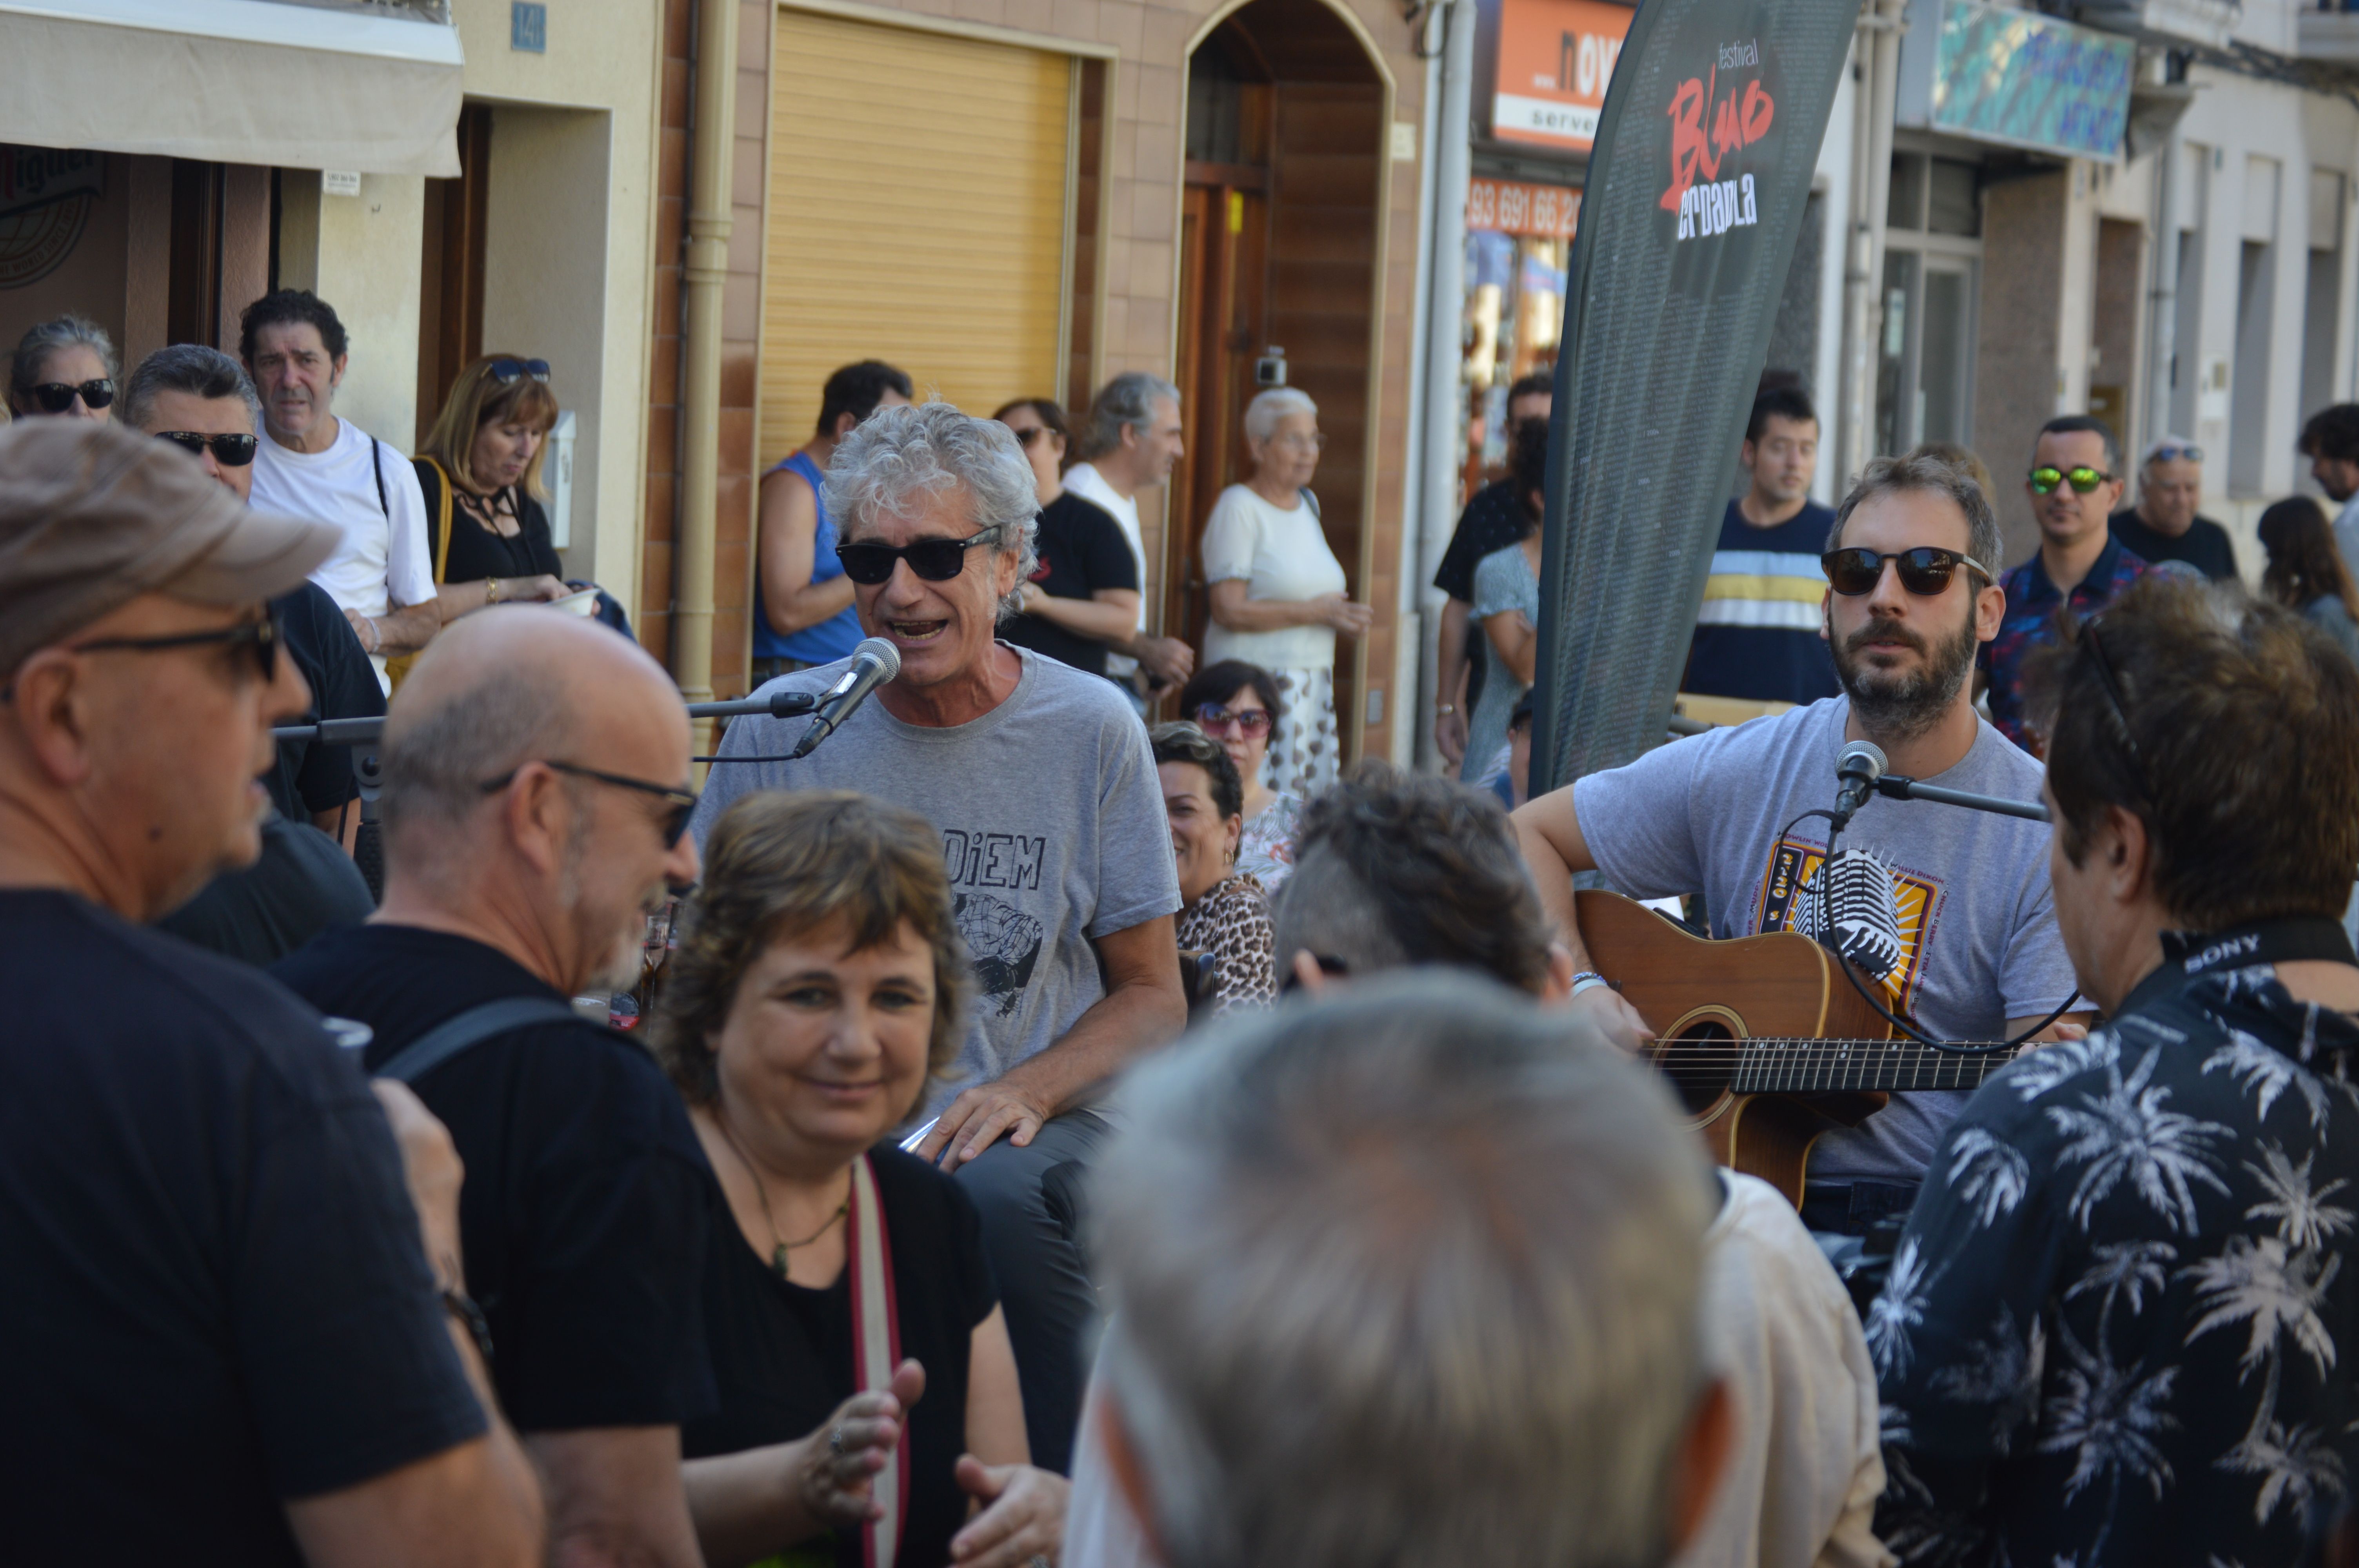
382, 609, 686, 869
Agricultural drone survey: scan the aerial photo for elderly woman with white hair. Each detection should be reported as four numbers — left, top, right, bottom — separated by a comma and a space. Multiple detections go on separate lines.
1200, 387, 1371, 801
692, 399, 1187, 1479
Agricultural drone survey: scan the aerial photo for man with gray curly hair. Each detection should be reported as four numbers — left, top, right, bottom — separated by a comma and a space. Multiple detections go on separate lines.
694, 400, 1185, 1474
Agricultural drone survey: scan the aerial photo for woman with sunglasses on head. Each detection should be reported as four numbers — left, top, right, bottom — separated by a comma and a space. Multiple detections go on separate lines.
1200, 388, 1372, 802
8, 315, 116, 423
1462, 419, 1552, 787
2259, 494, 2359, 666
1175, 660, 1298, 893
412, 355, 575, 624
992, 397, 1142, 682
663, 790, 1068, 1568
1149, 723, 1276, 1016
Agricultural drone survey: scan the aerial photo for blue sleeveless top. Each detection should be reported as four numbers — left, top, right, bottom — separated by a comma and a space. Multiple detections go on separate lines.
752, 451, 864, 665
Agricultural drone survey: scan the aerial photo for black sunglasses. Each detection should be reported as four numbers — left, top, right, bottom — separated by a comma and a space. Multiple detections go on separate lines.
480, 760, 698, 848
71, 612, 282, 684
29, 378, 114, 413
1821, 546, 1994, 598
155, 430, 259, 467
487, 358, 551, 385
1007, 425, 1050, 448
2079, 619, 2147, 788
836, 524, 1005, 585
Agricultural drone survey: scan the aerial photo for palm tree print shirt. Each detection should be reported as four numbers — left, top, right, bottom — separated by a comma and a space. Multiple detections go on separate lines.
1870, 963, 2359, 1566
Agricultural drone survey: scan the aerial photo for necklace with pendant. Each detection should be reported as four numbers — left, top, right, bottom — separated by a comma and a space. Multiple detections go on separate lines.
718, 1115, 849, 1278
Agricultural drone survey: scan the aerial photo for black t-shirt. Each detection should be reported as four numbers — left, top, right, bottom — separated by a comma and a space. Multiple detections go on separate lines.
0, 890, 485, 1566
415, 459, 566, 586
1433, 479, 1532, 714
274, 924, 716, 1433
157, 811, 376, 967
270, 581, 385, 822
2108, 506, 2240, 581
684, 1147, 999, 1568
1000, 491, 1140, 679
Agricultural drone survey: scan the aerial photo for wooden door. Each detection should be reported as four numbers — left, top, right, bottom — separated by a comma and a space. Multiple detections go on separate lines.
1166, 176, 1269, 660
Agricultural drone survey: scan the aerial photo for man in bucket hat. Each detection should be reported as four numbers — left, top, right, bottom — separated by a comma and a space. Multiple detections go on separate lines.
0, 420, 543, 1566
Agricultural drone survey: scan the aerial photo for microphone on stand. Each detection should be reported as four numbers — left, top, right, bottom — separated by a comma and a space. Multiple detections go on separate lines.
1831, 740, 1887, 832
788, 637, 902, 759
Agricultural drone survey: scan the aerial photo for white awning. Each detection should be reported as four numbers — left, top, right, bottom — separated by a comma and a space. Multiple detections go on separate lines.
0, 0, 463, 177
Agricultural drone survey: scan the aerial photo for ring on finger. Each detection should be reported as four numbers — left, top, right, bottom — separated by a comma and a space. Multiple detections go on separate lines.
828, 1426, 848, 1456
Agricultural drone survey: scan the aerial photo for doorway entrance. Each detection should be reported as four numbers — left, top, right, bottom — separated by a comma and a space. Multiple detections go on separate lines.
1171, 0, 1385, 754
1876, 152, 1980, 454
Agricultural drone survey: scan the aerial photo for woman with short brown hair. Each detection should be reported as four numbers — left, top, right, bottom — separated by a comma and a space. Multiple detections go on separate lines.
658, 790, 1066, 1568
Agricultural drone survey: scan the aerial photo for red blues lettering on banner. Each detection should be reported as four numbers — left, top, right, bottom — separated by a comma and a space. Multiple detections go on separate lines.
1657, 63, 1775, 215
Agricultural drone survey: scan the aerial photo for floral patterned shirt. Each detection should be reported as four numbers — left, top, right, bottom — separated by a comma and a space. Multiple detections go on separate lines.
1236, 793, 1302, 896
1978, 537, 2147, 752
1871, 963, 2359, 1566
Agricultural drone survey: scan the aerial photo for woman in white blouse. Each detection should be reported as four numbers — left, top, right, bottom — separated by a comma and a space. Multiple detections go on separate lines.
1199, 388, 1372, 800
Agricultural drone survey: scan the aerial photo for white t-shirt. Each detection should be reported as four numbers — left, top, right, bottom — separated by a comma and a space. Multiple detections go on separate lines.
249, 415, 435, 632
1674, 1172, 1892, 1568
1063, 462, 1147, 679
1199, 483, 1347, 671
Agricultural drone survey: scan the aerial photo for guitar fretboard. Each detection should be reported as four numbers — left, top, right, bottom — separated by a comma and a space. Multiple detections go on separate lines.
1659, 1036, 2021, 1096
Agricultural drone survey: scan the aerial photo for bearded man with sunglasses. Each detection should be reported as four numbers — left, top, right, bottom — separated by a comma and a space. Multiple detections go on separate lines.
1979, 414, 2148, 752
0, 419, 545, 1565
1514, 453, 2086, 1235
696, 400, 1186, 1474
277, 608, 715, 1568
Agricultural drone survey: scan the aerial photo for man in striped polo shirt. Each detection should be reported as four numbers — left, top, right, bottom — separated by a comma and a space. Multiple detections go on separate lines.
1683, 386, 1842, 706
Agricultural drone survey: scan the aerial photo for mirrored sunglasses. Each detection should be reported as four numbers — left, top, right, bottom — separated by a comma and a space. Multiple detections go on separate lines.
2029, 465, 2114, 495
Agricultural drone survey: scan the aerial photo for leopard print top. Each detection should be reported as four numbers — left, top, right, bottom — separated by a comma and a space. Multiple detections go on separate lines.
1176, 873, 1276, 1016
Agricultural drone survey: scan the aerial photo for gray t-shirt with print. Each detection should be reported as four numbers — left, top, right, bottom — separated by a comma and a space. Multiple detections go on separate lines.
1573, 696, 2075, 1181
691, 647, 1182, 1113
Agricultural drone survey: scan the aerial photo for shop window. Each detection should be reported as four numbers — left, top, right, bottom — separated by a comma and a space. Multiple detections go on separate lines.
1887, 153, 1927, 232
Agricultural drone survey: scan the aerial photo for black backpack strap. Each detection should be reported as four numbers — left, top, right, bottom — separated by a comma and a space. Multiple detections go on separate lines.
369, 436, 389, 518
374, 996, 587, 1084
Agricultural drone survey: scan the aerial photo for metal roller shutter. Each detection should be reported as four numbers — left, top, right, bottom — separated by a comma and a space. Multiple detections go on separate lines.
762, 7, 1075, 467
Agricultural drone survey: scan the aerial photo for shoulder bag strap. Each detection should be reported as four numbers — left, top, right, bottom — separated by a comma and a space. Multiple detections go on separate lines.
369, 436, 389, 518
374, 996, 587, 1084
1299, 486, 1320, 520
847, 1153, 909, 1568
419, 455, 456, 584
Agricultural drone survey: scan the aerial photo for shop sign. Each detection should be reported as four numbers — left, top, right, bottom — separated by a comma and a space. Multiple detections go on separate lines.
0, 146, 102, 290
1468, 177, 1583, 239
1932, 0, 2134, 162
1494, 0, 1635, 153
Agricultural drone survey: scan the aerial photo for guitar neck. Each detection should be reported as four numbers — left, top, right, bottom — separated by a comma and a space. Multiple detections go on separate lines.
1727, 1037, 2021, 1095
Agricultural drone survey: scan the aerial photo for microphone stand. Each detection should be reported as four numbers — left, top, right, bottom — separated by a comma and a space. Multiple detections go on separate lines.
1872, 774, 2051, 823
271, 688, 818, 745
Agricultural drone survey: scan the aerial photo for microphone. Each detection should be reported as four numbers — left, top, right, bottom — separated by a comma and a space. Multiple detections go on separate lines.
1831, 740, 1887, 831
789, 637, 902, 759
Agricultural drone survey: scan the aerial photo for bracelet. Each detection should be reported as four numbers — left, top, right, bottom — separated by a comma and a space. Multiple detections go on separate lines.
363, 618, 382, 655
1437, 703, 1457, 715
1568, 971, 1608, 996
485, 577, 503, 605
442, 1285, 495, 1366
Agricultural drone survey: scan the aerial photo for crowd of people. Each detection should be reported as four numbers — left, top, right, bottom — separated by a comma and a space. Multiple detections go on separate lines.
16, 278, 2359, 1568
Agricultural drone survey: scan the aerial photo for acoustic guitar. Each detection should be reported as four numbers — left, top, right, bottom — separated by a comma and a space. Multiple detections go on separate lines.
1576, 889, 2023, 1207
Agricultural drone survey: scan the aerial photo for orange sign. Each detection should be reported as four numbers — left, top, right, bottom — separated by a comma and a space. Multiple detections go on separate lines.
1467, 177, 1581, 239
1493, 0, 1634, 152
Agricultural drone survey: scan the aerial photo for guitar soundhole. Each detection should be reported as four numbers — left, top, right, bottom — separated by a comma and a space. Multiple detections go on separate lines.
1652, 1020, 1741, 1116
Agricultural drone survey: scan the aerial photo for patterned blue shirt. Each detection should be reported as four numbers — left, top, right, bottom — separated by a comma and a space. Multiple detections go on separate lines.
1979, 536, 2147, 751
1872, 964, 2359, 1566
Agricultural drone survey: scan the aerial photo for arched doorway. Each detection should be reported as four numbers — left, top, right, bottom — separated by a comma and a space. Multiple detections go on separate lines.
1167, 0, 1388, 760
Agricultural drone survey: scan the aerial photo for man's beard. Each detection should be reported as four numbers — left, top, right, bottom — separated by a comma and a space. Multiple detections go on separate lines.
559, 818, 665, 995
1830, 607, 1979, 742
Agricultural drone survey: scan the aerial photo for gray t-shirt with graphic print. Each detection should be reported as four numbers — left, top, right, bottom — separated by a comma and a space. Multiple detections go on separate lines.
690, 646, 1182, 1114
1573, 696, 2075, 1181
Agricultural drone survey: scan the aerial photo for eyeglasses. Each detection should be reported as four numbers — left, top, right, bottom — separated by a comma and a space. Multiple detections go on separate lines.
2079, 619, 2147, 790
1821, 547, 1994, 597
1192, 702, 1273, 737
2147, 443, 2203, 465
1270, 432, 1325, 452
29, 378, 114, 413
487, 358, 551, 385
70, 612, 283, 685
154, 431, 258, 467
2029, 465, 2115, 495
480, 760, 699, 848
1007, 425, 1051, 448
836, 525, 1004, 585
